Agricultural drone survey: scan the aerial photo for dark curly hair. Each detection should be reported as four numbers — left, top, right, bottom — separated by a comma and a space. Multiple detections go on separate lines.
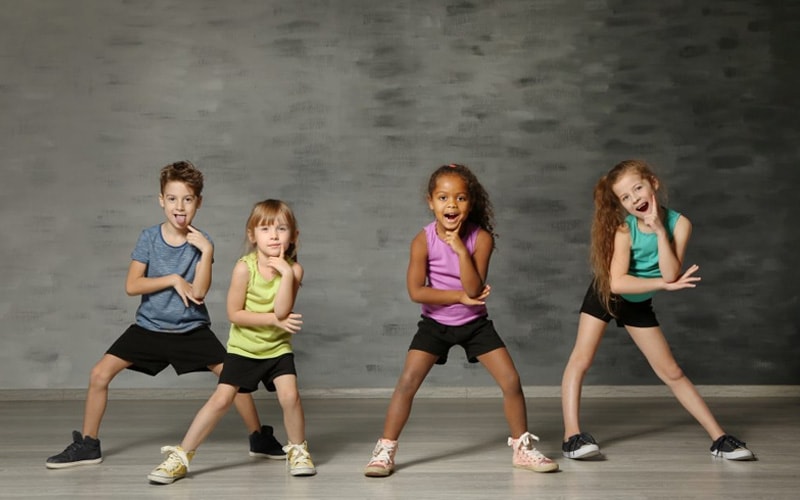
427, 164, 496, 245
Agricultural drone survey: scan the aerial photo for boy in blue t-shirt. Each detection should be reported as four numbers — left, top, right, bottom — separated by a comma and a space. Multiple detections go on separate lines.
46, 161, 285, 468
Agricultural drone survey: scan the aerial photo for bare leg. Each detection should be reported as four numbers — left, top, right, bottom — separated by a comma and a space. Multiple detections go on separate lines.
180, 383, 239, 451
626, 325, 725, 440
477, 348, 527, 437
82, 354, 132, 438
208, 363, 261, 434
561, 313, 608, 440
381, 350, 438, 440
273, 375, 304, 444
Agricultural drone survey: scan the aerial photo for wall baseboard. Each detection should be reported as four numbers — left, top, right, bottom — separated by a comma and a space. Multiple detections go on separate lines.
1, 385, 798, 401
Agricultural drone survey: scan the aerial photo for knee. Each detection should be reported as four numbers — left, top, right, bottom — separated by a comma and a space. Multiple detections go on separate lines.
498, 371, 523, 397
394, 372, 424, 396
208, 390, 236, 412
659, 364, 685, 384
88, 364, 114, 389
565, 352, 594, 376
277, 388, 301, 409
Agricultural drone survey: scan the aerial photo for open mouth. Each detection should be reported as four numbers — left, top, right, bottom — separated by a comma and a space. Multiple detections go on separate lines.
175, 214, 187, 225
636, 202, 649, 213
444, 213, 459, 222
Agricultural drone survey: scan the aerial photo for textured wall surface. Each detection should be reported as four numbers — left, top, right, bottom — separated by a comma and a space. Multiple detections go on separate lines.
1, 0, 797, 391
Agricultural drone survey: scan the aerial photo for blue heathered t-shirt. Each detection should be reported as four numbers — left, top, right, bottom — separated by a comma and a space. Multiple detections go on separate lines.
131, 224, 212, 333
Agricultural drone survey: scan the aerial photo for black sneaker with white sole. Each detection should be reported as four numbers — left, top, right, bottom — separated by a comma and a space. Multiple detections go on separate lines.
562, 432, 601, 459
46, 431, 103, 469
710, 434, 754, 460
249, 425, 287, 459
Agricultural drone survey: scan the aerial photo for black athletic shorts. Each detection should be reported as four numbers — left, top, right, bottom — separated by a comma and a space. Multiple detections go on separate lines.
218, 352, 297, 393
580, 283, 659, 328
408, 315, 506, 365
106, 324, 225, 376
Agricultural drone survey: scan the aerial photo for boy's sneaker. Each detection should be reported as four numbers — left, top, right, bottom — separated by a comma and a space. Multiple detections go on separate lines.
46, 431, 103, 469
364, 438, 397, 477
249, 425, 287, 459
147, 445, 194, 484
710, 434, 755, 461
508, 432, 559, 473
562, 432, 601, 459
284, 441, 316, 476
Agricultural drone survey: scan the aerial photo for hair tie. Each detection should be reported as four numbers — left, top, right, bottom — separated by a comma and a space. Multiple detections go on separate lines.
448, 163, 457, 168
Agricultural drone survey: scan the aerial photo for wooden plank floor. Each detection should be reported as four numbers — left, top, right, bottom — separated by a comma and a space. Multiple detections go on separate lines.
2, 396, 797, 499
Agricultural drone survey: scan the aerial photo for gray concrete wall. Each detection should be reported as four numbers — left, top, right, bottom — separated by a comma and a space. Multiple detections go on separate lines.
1, 0, 797, 391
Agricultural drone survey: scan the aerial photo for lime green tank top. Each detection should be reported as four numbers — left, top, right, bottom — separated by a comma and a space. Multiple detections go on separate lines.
227, 252, 294, 359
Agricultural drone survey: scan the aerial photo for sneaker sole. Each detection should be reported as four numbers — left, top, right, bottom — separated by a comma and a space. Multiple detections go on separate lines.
364, 467, 393, 477
45, 457, 103, 469
289, 467, 317, 476
712, 449, 755, 461
249, 451, 287, 460
148, 473, 184, 484
563, 444, 601, 460
513, 463, 560, 473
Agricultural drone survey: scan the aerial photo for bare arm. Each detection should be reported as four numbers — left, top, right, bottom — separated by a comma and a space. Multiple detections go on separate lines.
406, 229, 491, 306
610, 218, 700, 295
185, 225, 213, 299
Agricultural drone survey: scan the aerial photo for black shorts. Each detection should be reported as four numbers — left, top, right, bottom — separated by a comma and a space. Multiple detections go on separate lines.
218, 352, 297, 393
580, 283, 659, 328
106, 324, 225, 376
408, 315, 506, 365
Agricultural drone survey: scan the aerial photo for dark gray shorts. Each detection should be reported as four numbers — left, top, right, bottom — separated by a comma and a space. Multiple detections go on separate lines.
218, 352, 297, 393
106, 324, 224, 376
580, 283, 659, 328
408, 315, 506, 365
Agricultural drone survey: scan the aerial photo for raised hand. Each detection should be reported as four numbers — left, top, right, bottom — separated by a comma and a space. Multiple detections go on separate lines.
266, 243, 292, 276
441, 222, 468, 256
459, 284, 491, 305
275, 312, 303, 334
642, 193, 665, 233
663, 264, 701, 291
186, 225, 212, 254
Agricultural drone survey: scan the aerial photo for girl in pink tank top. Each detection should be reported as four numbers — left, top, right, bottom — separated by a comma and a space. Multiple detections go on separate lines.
364, 164, 558, 477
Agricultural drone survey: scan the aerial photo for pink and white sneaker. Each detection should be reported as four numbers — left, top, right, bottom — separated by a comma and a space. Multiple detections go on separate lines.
508, 432, 559, 472
364, 438, 398, 477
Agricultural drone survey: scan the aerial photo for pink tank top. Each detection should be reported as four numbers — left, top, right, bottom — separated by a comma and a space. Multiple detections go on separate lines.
420, 221, 487, 326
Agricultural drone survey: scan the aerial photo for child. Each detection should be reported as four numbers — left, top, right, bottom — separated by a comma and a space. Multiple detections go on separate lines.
560, 159, 754, 461
148, 199, 314, 484
46, 161, 284, 469
364, 164, 558, 477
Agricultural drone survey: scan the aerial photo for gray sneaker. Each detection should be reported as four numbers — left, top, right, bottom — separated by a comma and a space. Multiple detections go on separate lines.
46, 431, 103, 469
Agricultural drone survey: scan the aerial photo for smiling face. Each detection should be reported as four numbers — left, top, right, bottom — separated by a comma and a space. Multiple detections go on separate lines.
159, 181, 201, 232
611, 171, 659, 219
248, 216, 294, 258
427, 173, 471, 232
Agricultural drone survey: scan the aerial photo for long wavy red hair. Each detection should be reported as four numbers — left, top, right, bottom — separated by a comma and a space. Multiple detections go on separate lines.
590, 160, 664, 313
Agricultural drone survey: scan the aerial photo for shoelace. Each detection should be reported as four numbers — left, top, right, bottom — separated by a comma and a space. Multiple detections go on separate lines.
721, 435, 747, 449
566, 432, 596, 452
286, 444, 313, 467
511, 432, 549, 461
158, 446, 190, 472
370, 442, 396, 465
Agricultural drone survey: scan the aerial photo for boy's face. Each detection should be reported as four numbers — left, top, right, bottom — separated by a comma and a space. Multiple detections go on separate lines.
159, 181, 201, 231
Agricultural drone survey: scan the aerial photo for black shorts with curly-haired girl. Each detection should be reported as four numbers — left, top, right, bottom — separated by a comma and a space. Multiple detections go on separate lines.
579, 283, 659, 328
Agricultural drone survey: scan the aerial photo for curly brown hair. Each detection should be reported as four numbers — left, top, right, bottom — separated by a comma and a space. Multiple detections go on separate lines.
590, 159, 664, 314
427, 164, 496, 244
160, 161, 204, 196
